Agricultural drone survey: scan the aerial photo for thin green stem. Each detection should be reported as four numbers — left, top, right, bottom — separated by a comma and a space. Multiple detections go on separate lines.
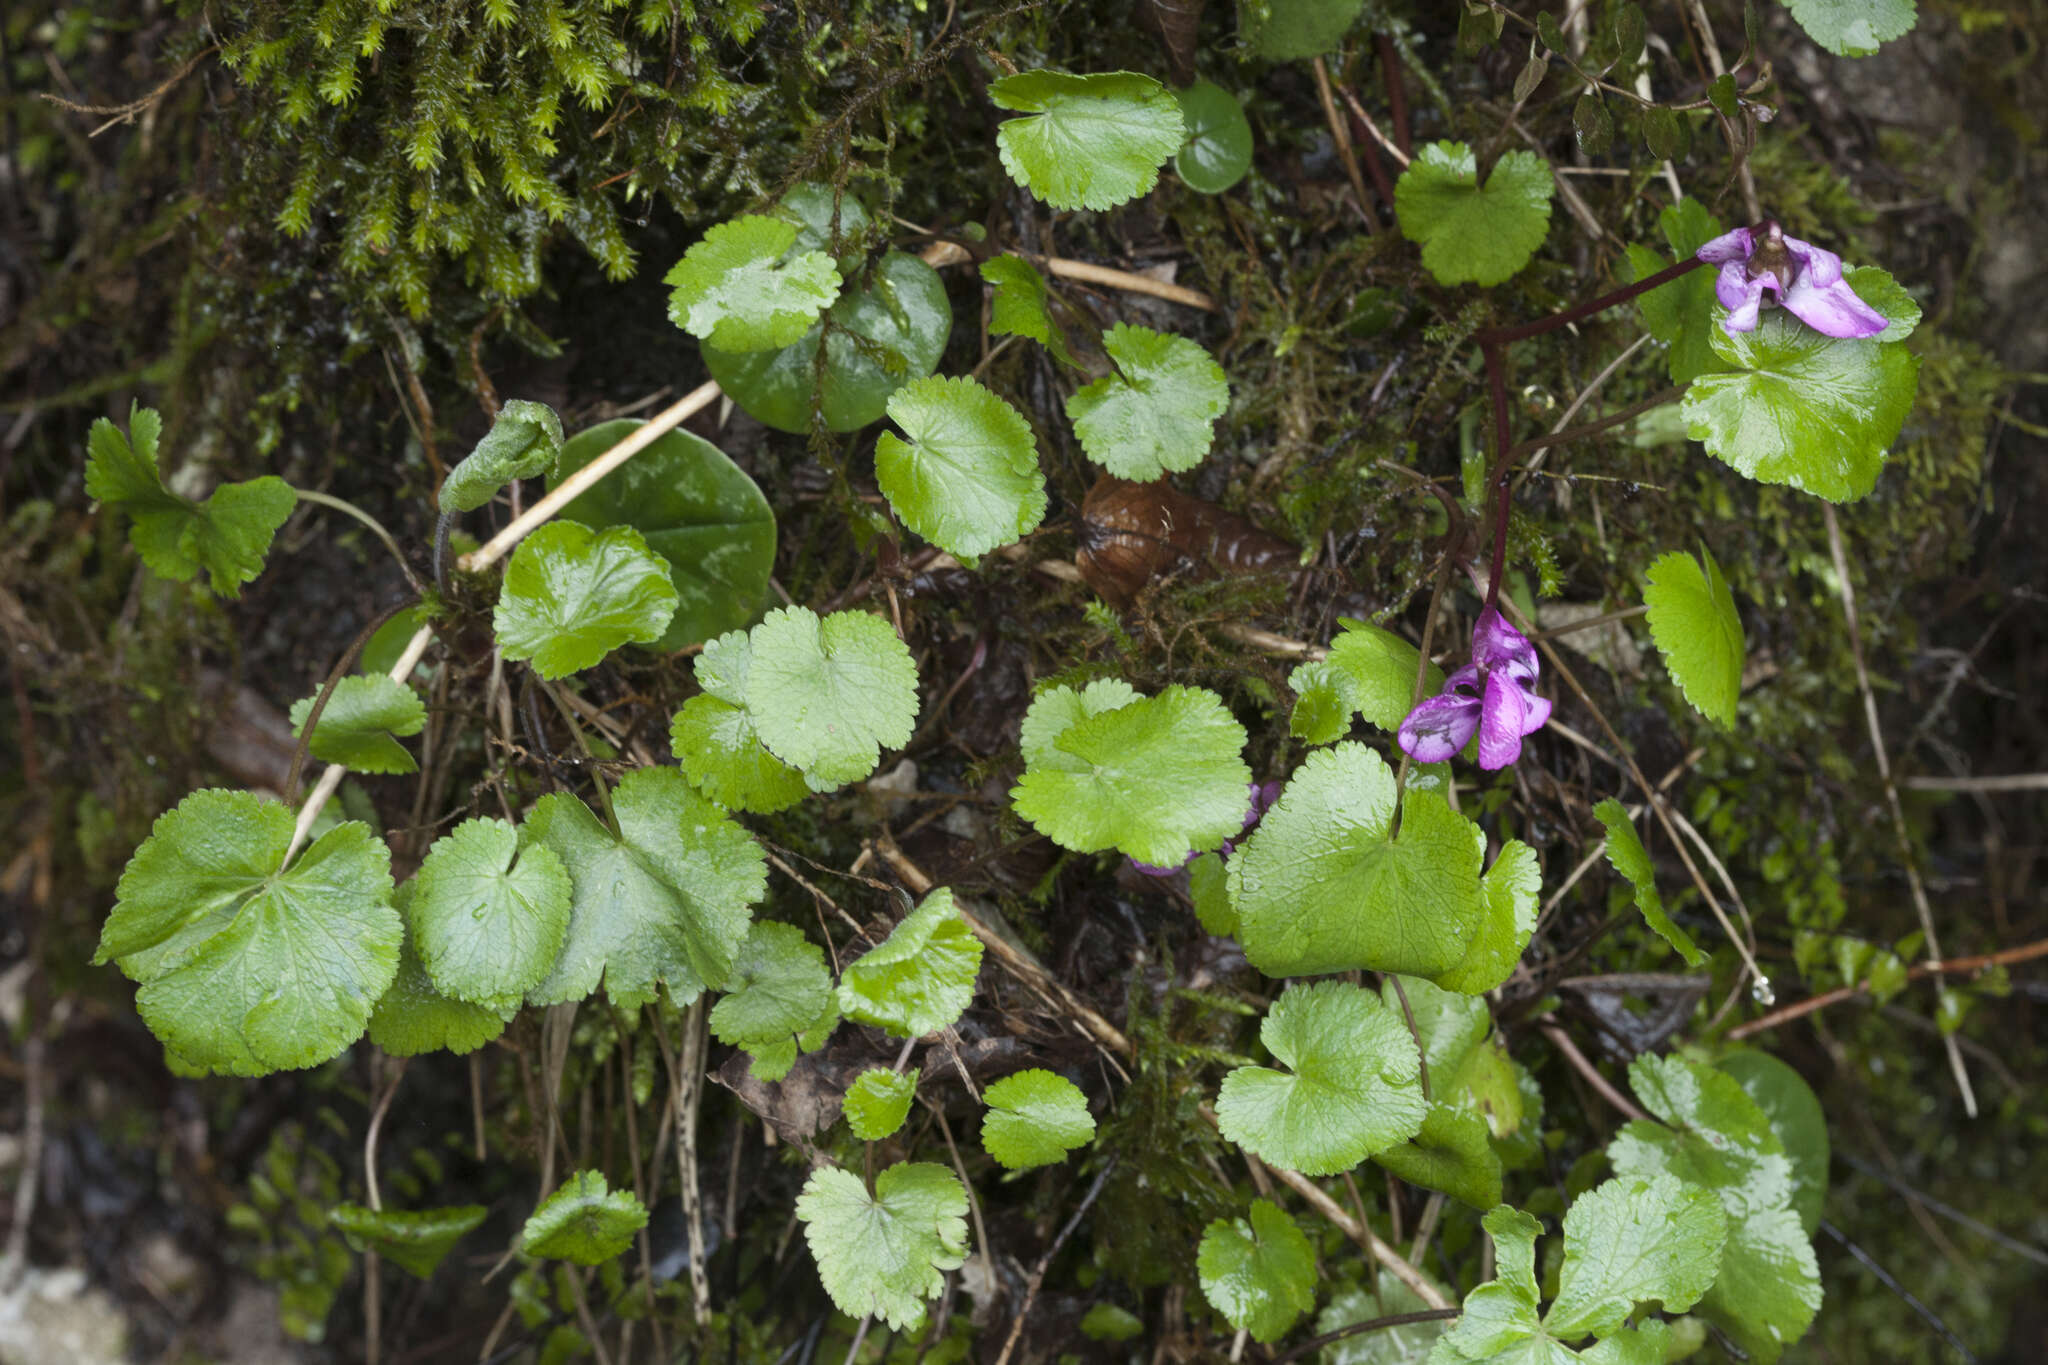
292, 488, 421, 592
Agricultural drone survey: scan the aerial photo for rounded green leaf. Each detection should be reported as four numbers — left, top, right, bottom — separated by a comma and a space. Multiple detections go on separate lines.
367, 912, 512, 1058
1374, 1101, 1503, 1211
1011, 683, 1251, 868
1215, 980, 1426, 1176
289, 675, 427, 775
836, 888, 985, 1038
522, 767, 766, 1011
710, 920, 836, 1054
1395, 142, 1554, 288
663, 214, 842, 352
704, 251, 950, 434
981, 255, 1076, 366
1844, 263, 1921, 343
1785, 0, 1916, 56
1173, 80, 1253, 194
1066, 323, 1230, 480
1592, 798, 1706, 966
1316, 1278, 1451, 1365
1628, 200, 1730, 385
523, 1170, 649, 1266
771, 181, 874, 274
1644, 546, 1744, 727
1196, 1199, 1316, 1343
1324, 619, 1446, 733
492, 521, 679, 679
1228, 744, 1487, 979
744, 606, 920, 790
96, 791, 401, 1076
1680, 309, 1920, 502
980, 1069, 1094, 1169
1240, 0, 1366, 59
329, 1202, 489, 1279
411, 817, 573, 1006
797, 1162, 969, 1333
438, 399, 564, 514
670, 629, 811, 814
1433, 838, 1541, 994
990, 70, 1186, 212
876, 375, 1047, 557
549, 420, 776, 651
844, 1067, 919, 1141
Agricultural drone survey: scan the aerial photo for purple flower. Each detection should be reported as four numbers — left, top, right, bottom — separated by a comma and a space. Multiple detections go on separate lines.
1397, 608, 1552, 770
1129, 780, 1284, 877
1694, 221, 1886, 340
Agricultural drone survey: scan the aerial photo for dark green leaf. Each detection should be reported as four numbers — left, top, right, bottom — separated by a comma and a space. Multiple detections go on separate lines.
1572, 93, 1613, 156
289, 675, 426, 775
523, 1171, 649, 1265
329, 1202, 488, 1278
1240, 0, 1366, 60
1641, 106, 1691, 162
1174, 79, 1254, 194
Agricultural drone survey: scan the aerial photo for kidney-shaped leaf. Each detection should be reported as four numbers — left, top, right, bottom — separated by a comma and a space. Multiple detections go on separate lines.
670, 631, 812, 814
493, 521, 679, 678
96, 790, 400, 1076
1544, 1173, 1728, 1340
709, 920, 837, 1061
1229, 744, 1487, 979
845, 1067, 919, 1141
1011, 683, 1251, 868
1396, 143, 1554, 288
550, 420, 777, 650
1680, 309, 1920, 502
523, 1170, 649, 1266
522, 768, 765, 1011
368, 882, 514, 1057
837, 888, 984, 1038
411, 817, 572, 1007
745, 606, 920, 790
877, 375, 1047, 557
990, 70, 1186, 212
981, 1069, 1094, 1169
1216, 980, 1426, 1176
1067, 324, 1229, 481
1196, 1199, 1316, 1343
1174, 79, 1254, 194
797, 1162, 969, 1333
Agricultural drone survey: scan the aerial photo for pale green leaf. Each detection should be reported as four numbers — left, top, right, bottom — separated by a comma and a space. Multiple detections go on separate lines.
289, 675, 426, 775
1591, 799, 1705, 966
1189, 850, 1237, 936
523, 1171, 649, 1265
1430, 1207, 1551, 1364
1082, 1302, 1146, 1342
1325, 620, 1445, 732
1680, 309, 1920, 502
876, 375, 1047, 557
836, 887, 984, 1038
96, 790, 400, 1076
368, 883, 514, 1057
1241, 0, 1365, 59
493, 521, 679, 679
709, 921, 837, 1060
1610, 1054, 1823, 1362
522, 767, 765, 1011
991, 70, 1186, 211
1229, 745, 1487, 979
1373, 1101, 1503, 1211
1174, 79, 1253, 194
1395, 143, 1554, 288
550, 420, 776, 650
1067, 323, 1229, 480
410, 817, 572, 1006
1543, 1174, 1727, 1340
1288, 659, 1358, 745
1785, 0, 1916, 56
329, 1202, 488, 1278
1016, 678, 1139, 768
704, 251, 950, 434
981, 255, 1075, 366
744, 606, 920, 790
981, 1069, 1094, 1169
1384, 974, 1490, 1084
797, 1162, 969, 1332
1010, 683, 1252, 867
1318, 1278, 1451, 1365
1434, 838, 1541, 994
1197, 1199, 1317, 1343
1643, 547, 1743, 727
670, 630, 811, 814
1215, 980, 1426, 1176
439, 400, 564, 513
844, 1068, 919, 1141
663, 215, 842, 351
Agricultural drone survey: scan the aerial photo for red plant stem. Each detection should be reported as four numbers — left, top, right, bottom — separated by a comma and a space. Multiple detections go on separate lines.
1475, 256, 1708, 609
1377, 33, 1412, 155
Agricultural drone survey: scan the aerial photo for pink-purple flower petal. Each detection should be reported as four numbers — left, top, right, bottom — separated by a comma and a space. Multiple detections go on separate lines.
1397, 691, 1483, 765
1695, 226, 1754, 265
1476, 671, 1541, 769
1781, 273, 1887, 339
